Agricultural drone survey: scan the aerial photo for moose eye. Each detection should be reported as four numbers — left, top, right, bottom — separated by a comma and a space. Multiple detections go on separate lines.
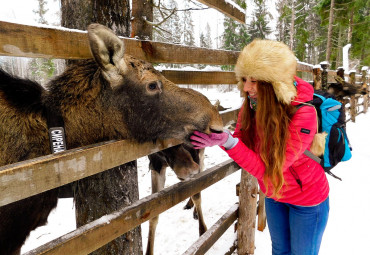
147, 81, 162, 93
148, 82, 157, 90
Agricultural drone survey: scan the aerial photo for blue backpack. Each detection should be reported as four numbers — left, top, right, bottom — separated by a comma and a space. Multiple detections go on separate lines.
297, 91, 352, 180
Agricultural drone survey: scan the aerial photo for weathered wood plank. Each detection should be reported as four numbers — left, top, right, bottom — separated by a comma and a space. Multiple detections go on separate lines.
257, 191, 266, 232
24, 160, 241, 255
196, 0, 246, 24
0, 21, 90, 59
297, 63, 313, 73
237, 170, 258, 255
0, 21, 239, 65
161, 70, 237, 84
313, 66, 322, 90
183, 203, 239, 255
0, 139, 180, 207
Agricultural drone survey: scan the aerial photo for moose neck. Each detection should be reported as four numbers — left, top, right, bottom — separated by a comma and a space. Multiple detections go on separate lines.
45, 60, 129, 149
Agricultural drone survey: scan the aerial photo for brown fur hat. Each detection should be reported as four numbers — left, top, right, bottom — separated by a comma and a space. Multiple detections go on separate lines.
235, 39, 297, 104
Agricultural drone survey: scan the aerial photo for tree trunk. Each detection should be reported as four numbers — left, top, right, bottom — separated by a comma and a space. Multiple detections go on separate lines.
61, 1, 142, 254
131, 0, 153, 39
289, 0, 295, 50
326, 0, 335, 63
347, 8, 354, 44
61, 0, 130, 35
75, 162, 142, 255
336, 26, 343, 69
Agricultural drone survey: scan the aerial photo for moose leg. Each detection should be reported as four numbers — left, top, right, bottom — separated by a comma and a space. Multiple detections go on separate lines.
191, 149, 207, 235
0, 190, 58, 255
184, 197, 194, 210
191, 192, 207, 235
146, 167, 167, 255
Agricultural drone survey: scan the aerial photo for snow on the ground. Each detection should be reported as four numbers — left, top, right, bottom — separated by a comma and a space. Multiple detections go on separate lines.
21, 88, 370, 254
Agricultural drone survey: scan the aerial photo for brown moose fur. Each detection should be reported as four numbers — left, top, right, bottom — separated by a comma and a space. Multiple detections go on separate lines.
328, 76, 367, 100
0, 24, 222, 255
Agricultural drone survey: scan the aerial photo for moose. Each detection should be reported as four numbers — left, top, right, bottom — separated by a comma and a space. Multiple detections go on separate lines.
146, 145, 207, 255
327, 76, 367, 100
0, 24, 223, 255
324, 68, 367, 103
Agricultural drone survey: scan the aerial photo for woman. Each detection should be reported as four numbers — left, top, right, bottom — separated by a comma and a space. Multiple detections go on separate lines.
191, 39, 329, 255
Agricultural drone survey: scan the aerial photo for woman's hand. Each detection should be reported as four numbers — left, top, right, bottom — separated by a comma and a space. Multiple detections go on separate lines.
190, 131, 229, 149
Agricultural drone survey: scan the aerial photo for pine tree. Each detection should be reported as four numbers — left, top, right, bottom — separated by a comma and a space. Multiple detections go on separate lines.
221, 0, 250, 70
293, 0, 310, 61
30, 0, 57, 84
275, 0, 291, 45
169, 0, 182, 44
29, 58, 56, 84
306, 0, 324, 65
205, 23, 212, 49
222, 17, 250, 52
315, 0, 369, 68
276, 0, 324, 64
351, 0, 369, 66
182, 1, 196, 46
33, 0, 48, 25
198, 23, 212, 69
199, 32, 206, 48
247, 0, 272, 40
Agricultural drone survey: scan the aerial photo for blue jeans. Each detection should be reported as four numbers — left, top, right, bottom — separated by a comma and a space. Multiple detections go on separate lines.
265, 197, 329, 255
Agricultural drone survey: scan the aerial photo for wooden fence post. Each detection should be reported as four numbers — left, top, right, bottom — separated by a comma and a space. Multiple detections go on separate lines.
349, 70, 357, 122
237, 170, 258, 254
362, 67, 369, 113
313, 65, 322, 90
337, 67, 345, 79
320, 62, 329, 91
257, 191, 266, 232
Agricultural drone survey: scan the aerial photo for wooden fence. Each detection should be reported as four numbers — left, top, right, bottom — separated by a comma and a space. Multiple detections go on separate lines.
0, 1, 369, 254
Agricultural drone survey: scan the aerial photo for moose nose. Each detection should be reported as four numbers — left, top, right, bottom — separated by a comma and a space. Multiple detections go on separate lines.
207, 113, 223, 134
210, 128, 223, 134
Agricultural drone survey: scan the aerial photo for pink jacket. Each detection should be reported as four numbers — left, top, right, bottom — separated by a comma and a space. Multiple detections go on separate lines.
225, 77, 329, 206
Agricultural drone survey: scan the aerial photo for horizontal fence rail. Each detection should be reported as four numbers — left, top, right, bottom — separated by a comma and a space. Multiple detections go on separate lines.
0, 21, 239, 65
183, 203, 239, 255
0, 139, 178, 207
1, 22, 320, 71
24, 160, 241, 255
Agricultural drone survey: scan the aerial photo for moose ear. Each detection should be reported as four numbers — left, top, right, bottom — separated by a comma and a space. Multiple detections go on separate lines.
87, 24, 128, 86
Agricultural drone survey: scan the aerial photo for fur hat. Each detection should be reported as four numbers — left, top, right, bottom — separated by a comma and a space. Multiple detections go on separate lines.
235, 39, 297, 104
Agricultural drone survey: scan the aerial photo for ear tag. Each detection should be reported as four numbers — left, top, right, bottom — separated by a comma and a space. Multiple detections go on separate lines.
49, 127, 67, 153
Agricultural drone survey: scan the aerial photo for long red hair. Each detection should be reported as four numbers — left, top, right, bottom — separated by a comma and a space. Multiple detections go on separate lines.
239, 81, 296, 198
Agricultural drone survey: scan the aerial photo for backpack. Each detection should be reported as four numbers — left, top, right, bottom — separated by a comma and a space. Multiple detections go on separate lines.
297, 91, 352, 180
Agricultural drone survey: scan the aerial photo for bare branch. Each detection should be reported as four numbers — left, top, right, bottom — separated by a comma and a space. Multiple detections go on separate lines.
144, 8, 176, 27
153, 26, 172, 36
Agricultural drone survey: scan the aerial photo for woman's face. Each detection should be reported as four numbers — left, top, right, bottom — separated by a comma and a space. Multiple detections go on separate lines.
242, 77, 258, 99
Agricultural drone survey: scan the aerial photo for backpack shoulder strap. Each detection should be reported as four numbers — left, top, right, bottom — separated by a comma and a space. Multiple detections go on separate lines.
303, 149, 321, 164
293, 100, 314, 110
293, 99, 323, 165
